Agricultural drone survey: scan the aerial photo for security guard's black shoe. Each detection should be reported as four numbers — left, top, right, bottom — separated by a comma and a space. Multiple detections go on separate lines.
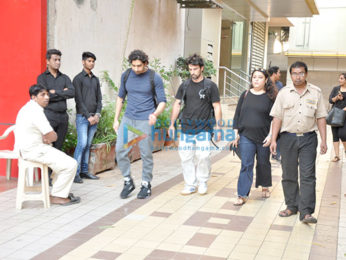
80, 172, 99, 180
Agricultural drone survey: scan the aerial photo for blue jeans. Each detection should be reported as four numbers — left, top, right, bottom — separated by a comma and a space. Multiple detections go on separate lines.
116, 116, 153, 182
237, 135, 272, 197
73, 114, 98, 176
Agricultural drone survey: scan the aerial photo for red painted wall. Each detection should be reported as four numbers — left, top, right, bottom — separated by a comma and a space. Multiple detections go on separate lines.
0, 0, 47, 177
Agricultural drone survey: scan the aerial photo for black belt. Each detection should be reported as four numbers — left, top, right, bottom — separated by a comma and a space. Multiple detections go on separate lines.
282, 131, 315, 137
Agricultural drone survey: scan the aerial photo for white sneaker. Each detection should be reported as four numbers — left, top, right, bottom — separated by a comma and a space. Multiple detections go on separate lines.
198, 183, 208, 195
180, 186, 196, 195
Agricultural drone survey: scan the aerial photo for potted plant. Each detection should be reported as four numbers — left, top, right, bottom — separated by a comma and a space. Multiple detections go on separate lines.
88, 102, 117, 174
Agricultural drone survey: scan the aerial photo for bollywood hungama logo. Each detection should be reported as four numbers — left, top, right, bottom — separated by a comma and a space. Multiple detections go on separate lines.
122, 124, 147, 149
122, 118, 236, 149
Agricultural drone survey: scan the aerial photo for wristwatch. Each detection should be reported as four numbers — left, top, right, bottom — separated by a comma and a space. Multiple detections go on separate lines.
95, 113, 101, 118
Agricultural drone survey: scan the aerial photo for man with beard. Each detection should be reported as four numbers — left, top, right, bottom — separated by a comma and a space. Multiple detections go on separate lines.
113, 50, 166, 199
169, 54, 222, 195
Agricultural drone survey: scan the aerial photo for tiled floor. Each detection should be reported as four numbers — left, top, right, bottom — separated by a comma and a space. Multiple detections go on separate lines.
0, 131, 345, 259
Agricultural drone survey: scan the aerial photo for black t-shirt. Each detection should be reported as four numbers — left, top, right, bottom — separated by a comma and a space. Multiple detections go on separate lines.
176, 78, 220, 134
329, 86, 346, 109
233, 90, 274, 143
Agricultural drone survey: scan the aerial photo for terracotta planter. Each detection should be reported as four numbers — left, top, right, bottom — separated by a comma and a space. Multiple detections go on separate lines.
152, 128, 166, 152
89, 129, 167, 173
88, 142, 116, 174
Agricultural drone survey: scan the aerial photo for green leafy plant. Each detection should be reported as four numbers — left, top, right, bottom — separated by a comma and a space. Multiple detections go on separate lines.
62, 122, 77, 154
100, 70, 118, 92
92, 102, 117, 150
149, 58, 176, 129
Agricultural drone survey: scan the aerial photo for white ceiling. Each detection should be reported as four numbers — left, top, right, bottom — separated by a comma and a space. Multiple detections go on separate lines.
220, 0, 318, 22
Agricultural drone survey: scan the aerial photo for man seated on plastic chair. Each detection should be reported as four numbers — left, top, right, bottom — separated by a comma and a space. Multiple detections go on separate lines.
15, 84, 80, 206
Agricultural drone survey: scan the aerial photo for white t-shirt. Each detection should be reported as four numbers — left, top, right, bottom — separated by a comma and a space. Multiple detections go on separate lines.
15, 100, 53, 152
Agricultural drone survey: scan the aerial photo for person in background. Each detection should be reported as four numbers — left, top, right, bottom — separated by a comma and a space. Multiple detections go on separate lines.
15, 84, 80, 206
37, 49, 75, 151
231, 68, 277, 206
328, 72, 346, 162
268, 66, 283, 162
73, 52, 102, 183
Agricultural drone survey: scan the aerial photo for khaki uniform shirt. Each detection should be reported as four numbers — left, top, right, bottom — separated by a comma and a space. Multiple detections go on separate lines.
270, 82, 327, 134
15, 100, 53, 153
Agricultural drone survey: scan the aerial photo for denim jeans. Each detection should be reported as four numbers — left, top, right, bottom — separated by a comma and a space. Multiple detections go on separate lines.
237, 135, 272, 197
116, 116, 153, 182
73, 114, 98, 176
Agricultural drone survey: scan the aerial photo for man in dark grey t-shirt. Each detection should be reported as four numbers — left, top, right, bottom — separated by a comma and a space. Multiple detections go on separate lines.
169, 54, 222, 195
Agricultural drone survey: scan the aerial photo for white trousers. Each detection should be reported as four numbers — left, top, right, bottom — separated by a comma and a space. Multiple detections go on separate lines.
178, 132, 211, 187
21, 144, 77, 198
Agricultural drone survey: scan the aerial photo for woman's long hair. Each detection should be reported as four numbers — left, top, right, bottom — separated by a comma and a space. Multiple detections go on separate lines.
249, 68, 278, 101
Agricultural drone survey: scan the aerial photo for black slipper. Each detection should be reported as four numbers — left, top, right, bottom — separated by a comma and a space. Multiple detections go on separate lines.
302, 215, 317, 224
58, 194, 80, 206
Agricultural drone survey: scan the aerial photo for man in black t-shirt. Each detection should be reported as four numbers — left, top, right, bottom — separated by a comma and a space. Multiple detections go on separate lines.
169, 54, 222, 195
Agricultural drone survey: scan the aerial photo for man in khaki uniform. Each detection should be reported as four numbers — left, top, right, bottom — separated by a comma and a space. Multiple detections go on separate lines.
270, 61, 327, 224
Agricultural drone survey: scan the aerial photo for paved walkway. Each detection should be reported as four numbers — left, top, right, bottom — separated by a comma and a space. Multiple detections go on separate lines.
0, 133, 345, 259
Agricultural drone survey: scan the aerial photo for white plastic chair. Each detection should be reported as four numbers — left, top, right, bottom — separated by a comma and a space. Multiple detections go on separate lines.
0, 125, 38, 185
0, 125, 18, 180
16, 157, 50, 209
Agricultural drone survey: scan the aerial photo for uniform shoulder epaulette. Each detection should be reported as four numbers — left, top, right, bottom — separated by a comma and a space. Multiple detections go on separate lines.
308, 83, 322, 92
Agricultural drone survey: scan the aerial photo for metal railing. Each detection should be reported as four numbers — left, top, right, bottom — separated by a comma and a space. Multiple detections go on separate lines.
219, 66, 250, 102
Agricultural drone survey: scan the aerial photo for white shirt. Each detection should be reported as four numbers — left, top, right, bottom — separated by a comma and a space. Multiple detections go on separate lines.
15, 100, 53, 152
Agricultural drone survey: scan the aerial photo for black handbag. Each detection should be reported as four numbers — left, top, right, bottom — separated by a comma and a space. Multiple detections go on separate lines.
230, 143, 241, 159
326, 106, 346, 127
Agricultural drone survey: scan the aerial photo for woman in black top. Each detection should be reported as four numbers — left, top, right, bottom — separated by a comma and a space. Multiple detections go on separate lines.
328, 73, 346, 162
231, 69, 277, 206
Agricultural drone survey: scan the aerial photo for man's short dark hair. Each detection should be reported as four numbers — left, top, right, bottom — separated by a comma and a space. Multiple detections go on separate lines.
82, 51, 96, 61
128, 50, 149, 64
29, 84, 47, 97
289, 61, 308, 74
46, 49, 62, 60
186, 54, 204, 67
268, 66, 279, 76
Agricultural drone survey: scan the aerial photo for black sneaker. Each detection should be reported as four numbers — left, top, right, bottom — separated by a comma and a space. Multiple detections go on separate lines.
120, 178, 135, 199
137, 183, 151, 199
73, 175, 83, 184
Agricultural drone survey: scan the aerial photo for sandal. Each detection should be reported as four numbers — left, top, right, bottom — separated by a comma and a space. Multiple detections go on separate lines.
331, 156, 340, 162
302, 215, 317, 224
234, 197, 247, 206
262, 188, 270, 198
278, 208, 297, 217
